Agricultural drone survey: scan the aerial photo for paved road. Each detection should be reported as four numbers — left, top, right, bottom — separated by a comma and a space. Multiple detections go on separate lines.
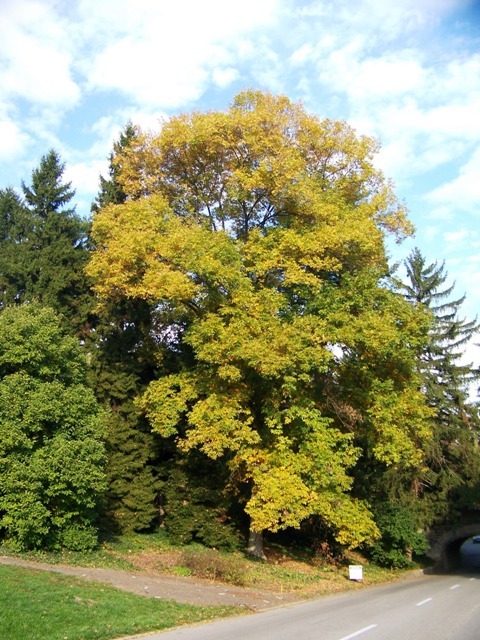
122, 572, 480, 640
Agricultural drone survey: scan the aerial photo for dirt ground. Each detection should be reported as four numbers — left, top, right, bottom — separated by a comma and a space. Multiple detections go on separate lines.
0, 555, 302, 611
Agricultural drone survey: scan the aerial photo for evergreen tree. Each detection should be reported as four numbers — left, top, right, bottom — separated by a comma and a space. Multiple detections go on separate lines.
19, 150, 90, 329
88, 304, 161, 533
0, 188, 29, 306
22, 149, 76, 219
0, 187, 25, 242
91, 122, 138, 213
89, 126, 161, 533
159, 454, 241, 550
402, 248, 479, 395
0, 151, 91, 331
398, 248, 480, 522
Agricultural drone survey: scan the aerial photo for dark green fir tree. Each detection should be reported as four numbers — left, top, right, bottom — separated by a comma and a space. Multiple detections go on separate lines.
89, 125, 161, 533
0, 187, 29, 306
0, 150, 92, 333
92, 344, 161, 533
399, 248, 480, 522
21, 150, 90, 325
91, 121, 138, 213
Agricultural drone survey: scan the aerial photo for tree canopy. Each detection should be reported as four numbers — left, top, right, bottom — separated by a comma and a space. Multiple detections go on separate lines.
88, 91, 431, 553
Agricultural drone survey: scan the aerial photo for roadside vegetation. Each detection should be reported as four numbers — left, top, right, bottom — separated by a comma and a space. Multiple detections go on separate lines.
1, 530, 424, 596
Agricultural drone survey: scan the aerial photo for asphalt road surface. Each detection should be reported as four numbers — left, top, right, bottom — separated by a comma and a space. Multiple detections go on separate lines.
123, 571, 480, 640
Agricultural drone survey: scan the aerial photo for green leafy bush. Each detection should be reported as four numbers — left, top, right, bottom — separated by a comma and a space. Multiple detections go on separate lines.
370, 503, 428, 568
58, 525, 99, 552
0, 304, 106, 551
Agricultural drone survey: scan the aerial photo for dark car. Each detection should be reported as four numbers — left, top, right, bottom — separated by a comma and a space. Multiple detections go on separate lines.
472, 536, 480, 544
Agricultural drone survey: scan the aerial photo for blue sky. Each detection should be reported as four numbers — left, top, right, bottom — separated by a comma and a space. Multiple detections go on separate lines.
1, 0, 480, 364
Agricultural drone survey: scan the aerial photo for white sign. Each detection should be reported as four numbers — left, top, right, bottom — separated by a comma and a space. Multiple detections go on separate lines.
349, 565, 363, 581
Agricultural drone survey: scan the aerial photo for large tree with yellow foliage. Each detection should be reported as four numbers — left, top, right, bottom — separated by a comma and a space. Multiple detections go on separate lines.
88, 91, 432, 557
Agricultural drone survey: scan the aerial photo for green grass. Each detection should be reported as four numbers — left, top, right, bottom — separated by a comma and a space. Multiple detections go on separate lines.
0, 564, 239, 640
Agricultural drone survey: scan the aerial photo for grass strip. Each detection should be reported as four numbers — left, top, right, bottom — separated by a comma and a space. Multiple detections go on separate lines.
0, 564, 238, 640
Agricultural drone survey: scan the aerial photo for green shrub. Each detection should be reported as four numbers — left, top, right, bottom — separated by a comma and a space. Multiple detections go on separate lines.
0, 305, 106, 552
58, 525, 99, 552
370, 503, 428, 568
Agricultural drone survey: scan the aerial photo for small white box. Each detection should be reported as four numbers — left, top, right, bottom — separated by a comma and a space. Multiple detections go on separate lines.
349, 565, 363, 581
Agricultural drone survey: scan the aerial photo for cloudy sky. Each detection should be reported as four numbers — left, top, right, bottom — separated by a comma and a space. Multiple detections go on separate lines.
1, 0, 480, 361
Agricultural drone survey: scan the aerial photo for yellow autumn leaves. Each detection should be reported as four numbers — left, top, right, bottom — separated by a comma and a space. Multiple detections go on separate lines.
87, 91, 431, 548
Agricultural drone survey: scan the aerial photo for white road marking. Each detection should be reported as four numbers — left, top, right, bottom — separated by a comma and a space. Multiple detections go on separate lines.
450, 584, 460, 590
416, 598, 433, 606
337, 624, 378, 640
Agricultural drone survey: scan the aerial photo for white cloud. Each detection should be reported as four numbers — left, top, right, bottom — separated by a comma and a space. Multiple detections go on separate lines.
284, 1, 480, 196
444, 229, 470, 245
76, 0, 280, 108
426, 147, 480, 212
77, 0, 279, 42
0, 0, 281, 117
290, 44, 315, 66
0, 114, 30, 161
88, 38, 206, 107
421, 100, 480, 139
367, 99, 480, 181
431, 55, 480, 98
328, 0, 467, 36
212, 67, 239, 89
320, 49, 426, 100
65, 158, 108, 199
0, 1, 79, 107
418, 225, 443, 245
344, 73, 480, 187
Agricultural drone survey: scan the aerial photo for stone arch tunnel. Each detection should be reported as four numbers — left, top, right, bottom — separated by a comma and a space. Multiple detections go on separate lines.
427, 523, 480, 571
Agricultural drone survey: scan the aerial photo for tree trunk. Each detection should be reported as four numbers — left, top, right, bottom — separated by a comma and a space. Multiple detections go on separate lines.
247, 527, 267, 561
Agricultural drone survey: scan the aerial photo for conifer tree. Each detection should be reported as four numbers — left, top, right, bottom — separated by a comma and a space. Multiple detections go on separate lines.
21, 150, 89, 324
402, 248, 478, 394
398, 248, 480, 522
91, 122, 138, 213
22, 149, 76, 219
0, 151, 91, 332
0, 188, 29, 306
89, 126, 161, 533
